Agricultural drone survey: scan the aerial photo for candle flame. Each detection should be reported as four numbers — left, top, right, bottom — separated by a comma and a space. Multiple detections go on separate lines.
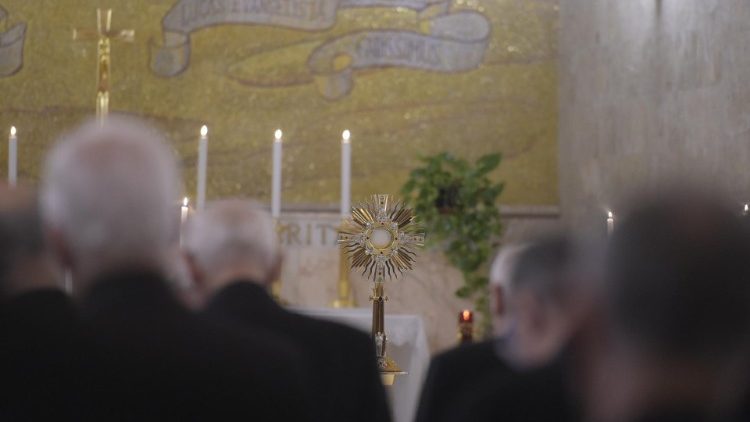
274, 129, 282, 141
607, 211, 613, 219
200, 125, 208, 137
183, 197, 189, 207
9, 126, 16, 136
342, 129, 351, 143
745, 204, 749, 213
462, 310, 471, 321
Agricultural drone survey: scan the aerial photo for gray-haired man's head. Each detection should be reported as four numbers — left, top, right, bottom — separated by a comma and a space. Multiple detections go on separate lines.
40, 115, 180, 294
183, 199, 281, 300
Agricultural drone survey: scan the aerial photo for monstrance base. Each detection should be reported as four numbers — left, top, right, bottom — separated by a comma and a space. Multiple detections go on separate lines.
379, 356, 406, 386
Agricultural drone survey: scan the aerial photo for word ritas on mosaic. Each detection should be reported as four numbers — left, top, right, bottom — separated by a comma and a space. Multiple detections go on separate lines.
277, 218, 341, 248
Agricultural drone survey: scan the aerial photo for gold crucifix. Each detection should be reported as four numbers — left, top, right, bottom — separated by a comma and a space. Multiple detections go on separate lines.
73, 9, 134, 124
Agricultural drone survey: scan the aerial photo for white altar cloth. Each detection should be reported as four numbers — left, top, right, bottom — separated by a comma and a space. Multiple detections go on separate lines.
295, 307, 430, 422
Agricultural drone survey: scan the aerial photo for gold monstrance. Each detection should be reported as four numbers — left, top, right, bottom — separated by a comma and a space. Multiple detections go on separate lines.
73, 9, 134, 123
338, 194, 425, 385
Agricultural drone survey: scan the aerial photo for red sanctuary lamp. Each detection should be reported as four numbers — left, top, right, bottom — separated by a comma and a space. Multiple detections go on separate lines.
458, 309, 474, 345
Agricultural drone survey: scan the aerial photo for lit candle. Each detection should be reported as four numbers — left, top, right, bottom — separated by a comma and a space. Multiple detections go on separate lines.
271, 129, 283, 219
744, 204, 749, 216
180, 197, 189, 247
607, 211, 615, 236
458, 309, 474, 344
196, 125, 208, 210
8, 126, 17, 187
341, 129, 351, 217
181, 197, 190, 224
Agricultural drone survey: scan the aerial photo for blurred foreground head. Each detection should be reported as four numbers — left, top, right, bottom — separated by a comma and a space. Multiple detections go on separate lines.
499, 235, 591, 368
40, 116, 179, 294
595, 190, 750, 420
606, 191, 750, 362
0, 185, 59, 298
183, 199, 281, 300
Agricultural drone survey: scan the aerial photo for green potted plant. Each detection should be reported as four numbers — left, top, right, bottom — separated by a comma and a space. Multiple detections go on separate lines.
401, 152, 504, 335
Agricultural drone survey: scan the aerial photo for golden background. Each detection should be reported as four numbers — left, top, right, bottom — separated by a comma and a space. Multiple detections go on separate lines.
0, 0, 558, 207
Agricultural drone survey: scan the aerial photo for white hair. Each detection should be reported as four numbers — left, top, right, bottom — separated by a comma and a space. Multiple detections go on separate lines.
183, 199, 279, 282
490, 243, 527, 291
40, 115, 180, 277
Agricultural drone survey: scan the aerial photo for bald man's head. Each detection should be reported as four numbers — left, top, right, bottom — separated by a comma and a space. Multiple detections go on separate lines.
183, 199, 280, 297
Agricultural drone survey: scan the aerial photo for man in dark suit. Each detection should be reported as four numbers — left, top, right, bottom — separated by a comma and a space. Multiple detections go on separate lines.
183, 199, 392, 422
38, 116, 312, 420
0, 185, 77, 419
415, 237, 582, 422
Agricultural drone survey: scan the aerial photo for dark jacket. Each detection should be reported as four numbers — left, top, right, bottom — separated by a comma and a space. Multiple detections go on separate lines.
416, 339, 577, 422
0, 288, 78, 419
75, 272, 313, 421
204, 280, 392, 422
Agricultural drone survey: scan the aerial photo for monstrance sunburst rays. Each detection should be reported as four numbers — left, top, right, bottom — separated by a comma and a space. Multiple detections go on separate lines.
338, 194, 425, 282
337, 194, 425, 385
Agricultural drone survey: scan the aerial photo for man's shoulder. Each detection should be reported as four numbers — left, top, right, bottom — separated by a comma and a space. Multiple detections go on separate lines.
426, 339, 516, 391
416, 340, 512, 422
284, 310, 374, 350
1, 288, 77, 333
431, 339, 506, 373
201, 309, 306, 363
288, 311, 369, 338
3, 288, 74, 315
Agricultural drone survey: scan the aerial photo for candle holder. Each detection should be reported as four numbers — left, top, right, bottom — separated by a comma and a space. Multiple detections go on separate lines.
332, 244, 356, 308
271, 218, 288, 305
338, 194, 425, 385
457, 309, 474, 345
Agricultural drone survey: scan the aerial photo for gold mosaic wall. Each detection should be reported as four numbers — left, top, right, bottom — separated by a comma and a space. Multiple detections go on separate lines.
0, 0, 558, 206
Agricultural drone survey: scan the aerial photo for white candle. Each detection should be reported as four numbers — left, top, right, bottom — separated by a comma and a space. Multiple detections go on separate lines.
271, 129, 283, 219
607, 211, 615, 236
196, 125, 208, 210
341, 130, 351, 217
180, 197, 189, 246
8, 126, 17, 187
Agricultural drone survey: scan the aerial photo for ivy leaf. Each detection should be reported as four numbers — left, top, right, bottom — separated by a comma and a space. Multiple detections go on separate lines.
455, 286, 472, 298
475, 153, 502, 176
401, 179, 416, 195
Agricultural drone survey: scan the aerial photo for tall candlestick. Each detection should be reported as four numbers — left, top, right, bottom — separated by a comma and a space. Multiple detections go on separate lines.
8, 126, 17, 187
334, 129, 354, 308
196, 125, 208, 210
180, 197, 189, 247
607, 211, 615, 236
271, 129, 283, 219
341, 129, 351, 217
270, 129, 285, 304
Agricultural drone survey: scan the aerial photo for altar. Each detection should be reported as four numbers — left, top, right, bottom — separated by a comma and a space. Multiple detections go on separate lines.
297, 308, 430, 422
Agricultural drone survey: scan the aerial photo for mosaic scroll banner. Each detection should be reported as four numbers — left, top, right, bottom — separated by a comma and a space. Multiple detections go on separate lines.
149, 0, 489, 99
0, 5, 26, 77
308, 11, 489, 99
